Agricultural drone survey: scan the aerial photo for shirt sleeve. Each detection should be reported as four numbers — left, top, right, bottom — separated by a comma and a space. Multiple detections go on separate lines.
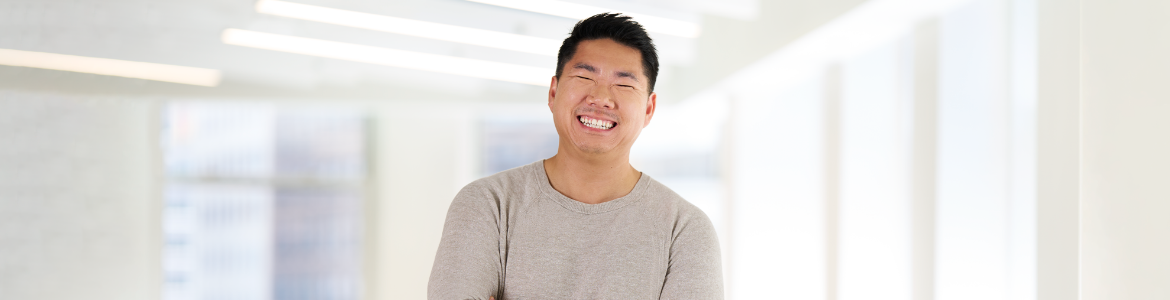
659, 205, 725, 300
427, 183, 503, 300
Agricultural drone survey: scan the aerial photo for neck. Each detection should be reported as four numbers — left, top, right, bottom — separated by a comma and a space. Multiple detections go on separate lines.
543, 148, 641, 205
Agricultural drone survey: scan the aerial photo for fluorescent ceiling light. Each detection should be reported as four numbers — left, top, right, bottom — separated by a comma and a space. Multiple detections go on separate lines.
256, 0, 561, 56
467, 0, 701, 38
0, 48, 221, 87
222, 29, 553, 86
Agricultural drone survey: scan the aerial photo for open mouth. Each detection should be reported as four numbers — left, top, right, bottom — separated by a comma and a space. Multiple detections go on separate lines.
578, 115, 616, 130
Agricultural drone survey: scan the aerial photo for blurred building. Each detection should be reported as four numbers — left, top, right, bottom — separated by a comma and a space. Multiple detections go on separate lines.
163, 104, 365, 300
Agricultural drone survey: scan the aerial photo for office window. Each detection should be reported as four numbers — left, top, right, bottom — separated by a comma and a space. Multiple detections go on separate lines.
162, 103, 367, 300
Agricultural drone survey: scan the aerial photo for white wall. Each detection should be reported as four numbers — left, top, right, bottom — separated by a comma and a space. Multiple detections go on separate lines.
1081, 0, 1170, 299
0, 91, 160, 300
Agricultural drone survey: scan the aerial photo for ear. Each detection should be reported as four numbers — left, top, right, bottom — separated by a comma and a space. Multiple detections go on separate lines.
547, 75, 559, 110
643, 92, 657, 128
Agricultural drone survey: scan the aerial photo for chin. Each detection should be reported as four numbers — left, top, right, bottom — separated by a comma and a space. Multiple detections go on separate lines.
574, 144, 611, 154
571, 140, 619, 154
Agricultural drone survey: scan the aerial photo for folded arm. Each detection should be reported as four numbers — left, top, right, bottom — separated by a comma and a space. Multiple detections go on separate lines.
428, 184, 503, 300
659, 208, 724, 299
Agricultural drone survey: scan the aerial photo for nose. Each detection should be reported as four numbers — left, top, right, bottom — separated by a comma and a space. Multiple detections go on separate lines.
587, 84, 615, 109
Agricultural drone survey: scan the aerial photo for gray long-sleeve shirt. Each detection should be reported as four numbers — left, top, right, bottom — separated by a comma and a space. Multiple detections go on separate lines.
428, 161, 723, 299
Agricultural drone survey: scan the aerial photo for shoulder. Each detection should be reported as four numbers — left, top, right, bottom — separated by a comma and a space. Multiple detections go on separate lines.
640, 176, 715, 231
452, 161, 543, 208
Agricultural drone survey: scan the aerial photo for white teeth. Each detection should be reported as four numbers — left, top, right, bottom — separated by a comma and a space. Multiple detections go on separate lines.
579, 116, 614, 130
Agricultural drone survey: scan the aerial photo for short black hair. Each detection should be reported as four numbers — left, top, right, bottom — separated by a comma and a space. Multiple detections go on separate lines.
556, 13, 660, 93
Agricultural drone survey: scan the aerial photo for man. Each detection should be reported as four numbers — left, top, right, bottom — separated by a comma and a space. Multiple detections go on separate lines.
428, 13, 723, 299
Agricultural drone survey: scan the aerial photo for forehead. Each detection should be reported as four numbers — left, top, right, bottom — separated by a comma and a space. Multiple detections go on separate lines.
566, 39, 644, 77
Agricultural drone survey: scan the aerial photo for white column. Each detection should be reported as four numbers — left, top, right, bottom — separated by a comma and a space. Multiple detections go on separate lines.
372, 104, 476, 300
1034, 0, 1079, 299
1081, 0, 1170, 299
824, 65, 842, 300
911, 18, 939, 300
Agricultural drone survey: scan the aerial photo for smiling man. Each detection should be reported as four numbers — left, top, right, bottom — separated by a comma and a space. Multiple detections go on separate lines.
428, 13, 723, 299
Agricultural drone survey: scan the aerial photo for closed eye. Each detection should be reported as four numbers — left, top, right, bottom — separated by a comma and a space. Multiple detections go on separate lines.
576, 76, 593, 81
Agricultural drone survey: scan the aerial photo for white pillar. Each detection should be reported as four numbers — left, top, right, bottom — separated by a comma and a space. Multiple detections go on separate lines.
911, 18, 939, 300
1081, 0, 1170, 299
372, 104, 477, 300
1034, 0, 1079, 299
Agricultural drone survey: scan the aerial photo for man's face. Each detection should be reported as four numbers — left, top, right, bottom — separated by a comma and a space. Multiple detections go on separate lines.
548, 38, 657, 156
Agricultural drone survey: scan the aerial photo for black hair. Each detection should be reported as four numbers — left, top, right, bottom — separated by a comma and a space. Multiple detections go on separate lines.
555, 13, 660, 93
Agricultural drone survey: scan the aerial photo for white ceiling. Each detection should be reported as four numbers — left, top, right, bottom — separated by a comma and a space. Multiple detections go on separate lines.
0, 0, 865, 104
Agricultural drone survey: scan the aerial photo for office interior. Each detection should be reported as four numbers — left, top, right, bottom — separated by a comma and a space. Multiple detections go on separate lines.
0, 0, 1166, 299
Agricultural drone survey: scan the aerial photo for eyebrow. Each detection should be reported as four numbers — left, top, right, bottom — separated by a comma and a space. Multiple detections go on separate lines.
573, 63, 641, 82
573, 63, 596, 73
616, 71, 640, 82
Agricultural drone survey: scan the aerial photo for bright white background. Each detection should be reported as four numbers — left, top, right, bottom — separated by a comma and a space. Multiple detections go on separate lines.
0, 0, 1165, 299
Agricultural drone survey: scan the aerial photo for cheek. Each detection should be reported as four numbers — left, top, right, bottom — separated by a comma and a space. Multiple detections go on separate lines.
618, 97, 647, 115
552, 100, 574, 116
619, 110, 646, 130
